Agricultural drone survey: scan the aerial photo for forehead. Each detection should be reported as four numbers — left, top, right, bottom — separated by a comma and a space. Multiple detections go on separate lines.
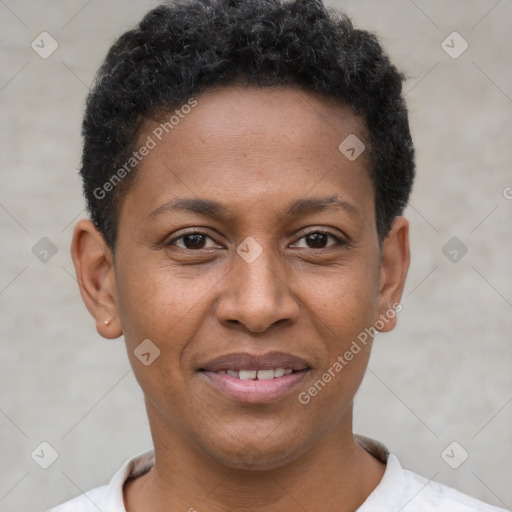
123, 85, 374, 226
149, 85, 367, 157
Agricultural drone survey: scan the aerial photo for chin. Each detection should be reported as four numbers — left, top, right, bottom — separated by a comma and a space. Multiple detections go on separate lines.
200, 430, 308, 471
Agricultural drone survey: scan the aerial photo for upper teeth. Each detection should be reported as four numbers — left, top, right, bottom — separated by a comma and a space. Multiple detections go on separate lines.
216, 368, 293, 380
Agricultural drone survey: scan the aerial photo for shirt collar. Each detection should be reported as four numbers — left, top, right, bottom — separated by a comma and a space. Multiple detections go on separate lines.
100, 435, 391, 511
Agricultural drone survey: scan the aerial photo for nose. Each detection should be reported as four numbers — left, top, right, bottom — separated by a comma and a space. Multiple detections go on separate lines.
215, 251, 301, 333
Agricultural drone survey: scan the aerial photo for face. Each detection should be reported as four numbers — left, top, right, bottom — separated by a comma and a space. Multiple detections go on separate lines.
73, 85, 409, 470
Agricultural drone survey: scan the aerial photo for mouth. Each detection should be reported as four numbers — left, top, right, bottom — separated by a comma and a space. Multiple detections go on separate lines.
198, 351, 311, 404
213, 368, 294, 380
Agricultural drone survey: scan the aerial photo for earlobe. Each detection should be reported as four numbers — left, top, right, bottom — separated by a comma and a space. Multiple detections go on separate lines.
70, 219, 123, 339
376, 216, 410, 333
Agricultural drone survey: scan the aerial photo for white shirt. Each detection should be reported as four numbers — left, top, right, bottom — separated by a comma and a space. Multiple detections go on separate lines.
48, 436, 507, 511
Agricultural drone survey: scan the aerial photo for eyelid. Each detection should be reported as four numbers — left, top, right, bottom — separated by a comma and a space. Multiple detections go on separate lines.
165, 227, 349, 250
166, 229, 221, 248
290, 229, 348, 248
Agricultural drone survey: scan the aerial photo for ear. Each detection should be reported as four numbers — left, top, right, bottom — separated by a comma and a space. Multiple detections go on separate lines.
70, 219, 123, 339
375, 216, 410, 332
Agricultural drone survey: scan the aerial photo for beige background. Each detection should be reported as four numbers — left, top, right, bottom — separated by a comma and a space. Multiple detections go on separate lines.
1, 1, 511, 511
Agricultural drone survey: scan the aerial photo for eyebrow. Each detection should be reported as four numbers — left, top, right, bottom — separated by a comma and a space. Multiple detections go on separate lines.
147, 195, 359, 220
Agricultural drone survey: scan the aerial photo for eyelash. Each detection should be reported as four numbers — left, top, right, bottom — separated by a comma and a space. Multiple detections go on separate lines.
166, 229, 347, 251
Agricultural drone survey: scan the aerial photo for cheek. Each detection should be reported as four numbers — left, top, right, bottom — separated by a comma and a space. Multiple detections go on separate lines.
297, 268, 378, 420
114, 257, 221, 351
298, 255, 380, 409
113, 260, 212, 406
303, 260, 380, 340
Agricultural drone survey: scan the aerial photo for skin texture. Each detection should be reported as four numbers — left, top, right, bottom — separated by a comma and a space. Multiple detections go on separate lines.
71, 85, 410, 511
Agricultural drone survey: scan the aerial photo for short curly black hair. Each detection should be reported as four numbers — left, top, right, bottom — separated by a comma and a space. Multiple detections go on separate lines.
81, 0, 415, 251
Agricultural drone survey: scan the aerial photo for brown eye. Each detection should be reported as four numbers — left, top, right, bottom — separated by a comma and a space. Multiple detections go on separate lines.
181, 234, 208, 249
305, 233, 329, 248
292, 231, 345, 249
168, 231, 219, 250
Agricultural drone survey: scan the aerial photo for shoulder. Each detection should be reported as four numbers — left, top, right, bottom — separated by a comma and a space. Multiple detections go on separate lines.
400, 465, 506, 511
46, 449, 155, 512
359, 453, 508, 511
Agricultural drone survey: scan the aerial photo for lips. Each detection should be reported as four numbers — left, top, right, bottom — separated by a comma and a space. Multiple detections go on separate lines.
222, 368, 293, 380
199, 351, 310, 372
199, 351, 311, 404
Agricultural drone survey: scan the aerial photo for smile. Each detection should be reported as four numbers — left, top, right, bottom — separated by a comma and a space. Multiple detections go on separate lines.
216, 368, 293, 379
199, 351, 310, 404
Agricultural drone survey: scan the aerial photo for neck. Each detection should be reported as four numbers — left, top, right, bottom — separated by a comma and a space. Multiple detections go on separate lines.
124, 403, 385, 512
